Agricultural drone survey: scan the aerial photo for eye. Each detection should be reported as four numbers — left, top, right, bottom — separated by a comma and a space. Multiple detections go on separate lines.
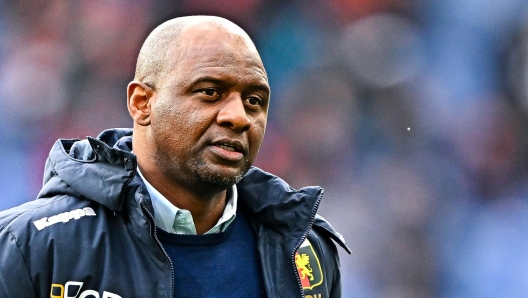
245, 96, 262, 107
200, 89, 219, 97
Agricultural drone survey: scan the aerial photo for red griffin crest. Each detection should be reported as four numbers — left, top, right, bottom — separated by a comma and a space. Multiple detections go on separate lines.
294, 239, 323, 290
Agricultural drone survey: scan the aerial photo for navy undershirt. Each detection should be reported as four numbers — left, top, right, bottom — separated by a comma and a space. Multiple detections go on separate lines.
156, 210, 266, 298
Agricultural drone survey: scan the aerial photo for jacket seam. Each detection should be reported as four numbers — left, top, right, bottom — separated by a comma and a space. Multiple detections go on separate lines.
5, 228, 35, 286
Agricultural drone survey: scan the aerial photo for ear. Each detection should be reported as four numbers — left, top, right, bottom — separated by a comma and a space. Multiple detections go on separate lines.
127, 81, 154, 126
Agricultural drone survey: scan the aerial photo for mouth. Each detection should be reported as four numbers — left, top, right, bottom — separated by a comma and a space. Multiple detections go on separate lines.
216, 144, 240, 152
209, 139, 246, 162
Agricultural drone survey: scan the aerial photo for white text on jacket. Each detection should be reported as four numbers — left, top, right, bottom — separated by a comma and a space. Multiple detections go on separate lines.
33, 207, 96, 230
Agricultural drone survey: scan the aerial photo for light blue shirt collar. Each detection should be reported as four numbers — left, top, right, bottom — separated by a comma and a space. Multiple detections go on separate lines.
137, 168, 237, 235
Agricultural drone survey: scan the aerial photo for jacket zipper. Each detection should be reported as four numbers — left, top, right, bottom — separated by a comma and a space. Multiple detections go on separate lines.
140, 201, 175, 298
291, 190, 324, 298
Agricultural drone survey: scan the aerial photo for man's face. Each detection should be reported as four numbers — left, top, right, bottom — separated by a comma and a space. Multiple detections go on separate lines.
148, 25, 270, 189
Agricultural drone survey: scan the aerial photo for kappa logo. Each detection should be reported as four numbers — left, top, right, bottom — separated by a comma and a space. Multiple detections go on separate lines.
33, 207, 96, 231
295, 239, 323, 291
50, 281, 121, 298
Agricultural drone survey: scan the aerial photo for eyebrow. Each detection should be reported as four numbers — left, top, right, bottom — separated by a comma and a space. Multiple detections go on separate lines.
190, 76, 270, 96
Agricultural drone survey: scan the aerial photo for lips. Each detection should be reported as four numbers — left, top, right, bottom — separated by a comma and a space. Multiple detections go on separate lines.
209, 139, 246, 162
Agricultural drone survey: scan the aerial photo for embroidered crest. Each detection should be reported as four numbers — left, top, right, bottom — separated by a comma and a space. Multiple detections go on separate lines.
295, 238, 323, 290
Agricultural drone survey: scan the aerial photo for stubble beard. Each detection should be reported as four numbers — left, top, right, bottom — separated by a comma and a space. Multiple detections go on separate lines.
190, 156, 249, 187
153, 134, 251, 189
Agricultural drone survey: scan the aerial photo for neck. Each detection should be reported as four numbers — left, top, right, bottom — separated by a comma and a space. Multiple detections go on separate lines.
138, 165, 228, 235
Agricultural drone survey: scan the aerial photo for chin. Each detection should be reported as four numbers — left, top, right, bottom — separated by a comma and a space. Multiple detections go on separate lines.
189, 155, 251, 187
198, 172, 243, 187
196, 164, 249, 187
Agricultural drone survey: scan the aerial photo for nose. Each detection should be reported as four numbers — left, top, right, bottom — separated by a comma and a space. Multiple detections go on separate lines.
216, 93, 251, 132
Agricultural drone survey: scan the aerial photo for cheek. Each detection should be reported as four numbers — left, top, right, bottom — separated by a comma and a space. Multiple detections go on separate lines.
183, 106, 213, 143
153, 103, 183, 135
153, 100, 211, 148
151, 102, 190, 151
250, 118, 267, 150
255, 118, 266, 136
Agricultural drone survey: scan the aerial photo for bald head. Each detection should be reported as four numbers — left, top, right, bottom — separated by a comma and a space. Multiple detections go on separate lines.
134, 16, 262, 89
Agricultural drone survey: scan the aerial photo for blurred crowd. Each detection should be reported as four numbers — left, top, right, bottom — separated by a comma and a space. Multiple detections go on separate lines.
2, 0, 528, 297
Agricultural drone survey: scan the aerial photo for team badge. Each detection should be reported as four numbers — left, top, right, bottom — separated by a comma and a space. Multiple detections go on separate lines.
295, 238, 323, 290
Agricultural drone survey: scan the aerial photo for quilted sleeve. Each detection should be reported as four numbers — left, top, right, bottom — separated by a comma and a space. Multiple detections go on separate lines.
0, 228, 36, 297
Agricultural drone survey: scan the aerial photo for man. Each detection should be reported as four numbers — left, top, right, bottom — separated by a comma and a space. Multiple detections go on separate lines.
0, 16, 349, 297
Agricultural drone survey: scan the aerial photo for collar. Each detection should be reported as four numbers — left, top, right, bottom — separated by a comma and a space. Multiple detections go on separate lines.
136, 167, 237, 235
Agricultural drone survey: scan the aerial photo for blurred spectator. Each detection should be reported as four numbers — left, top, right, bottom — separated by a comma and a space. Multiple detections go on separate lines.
0, 0, 71, 208
269, 67, 358, 189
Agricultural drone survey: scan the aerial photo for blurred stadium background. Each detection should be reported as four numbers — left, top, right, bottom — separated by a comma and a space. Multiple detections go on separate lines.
2, 0, 528, 297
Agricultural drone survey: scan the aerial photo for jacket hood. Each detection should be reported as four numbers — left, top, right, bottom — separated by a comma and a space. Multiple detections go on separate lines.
37, 128, 136, 212
238, 168, 351, 253
237, 168, 322, 236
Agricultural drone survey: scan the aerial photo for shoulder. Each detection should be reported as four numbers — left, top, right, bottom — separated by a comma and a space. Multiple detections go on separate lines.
0, 195, 107, 244
312, 214, 350, 254
0, 194, 117, 285
0, 195, 70, 231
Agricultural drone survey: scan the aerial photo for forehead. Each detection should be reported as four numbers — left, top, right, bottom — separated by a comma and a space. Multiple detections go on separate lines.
167, 24, 268, 85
